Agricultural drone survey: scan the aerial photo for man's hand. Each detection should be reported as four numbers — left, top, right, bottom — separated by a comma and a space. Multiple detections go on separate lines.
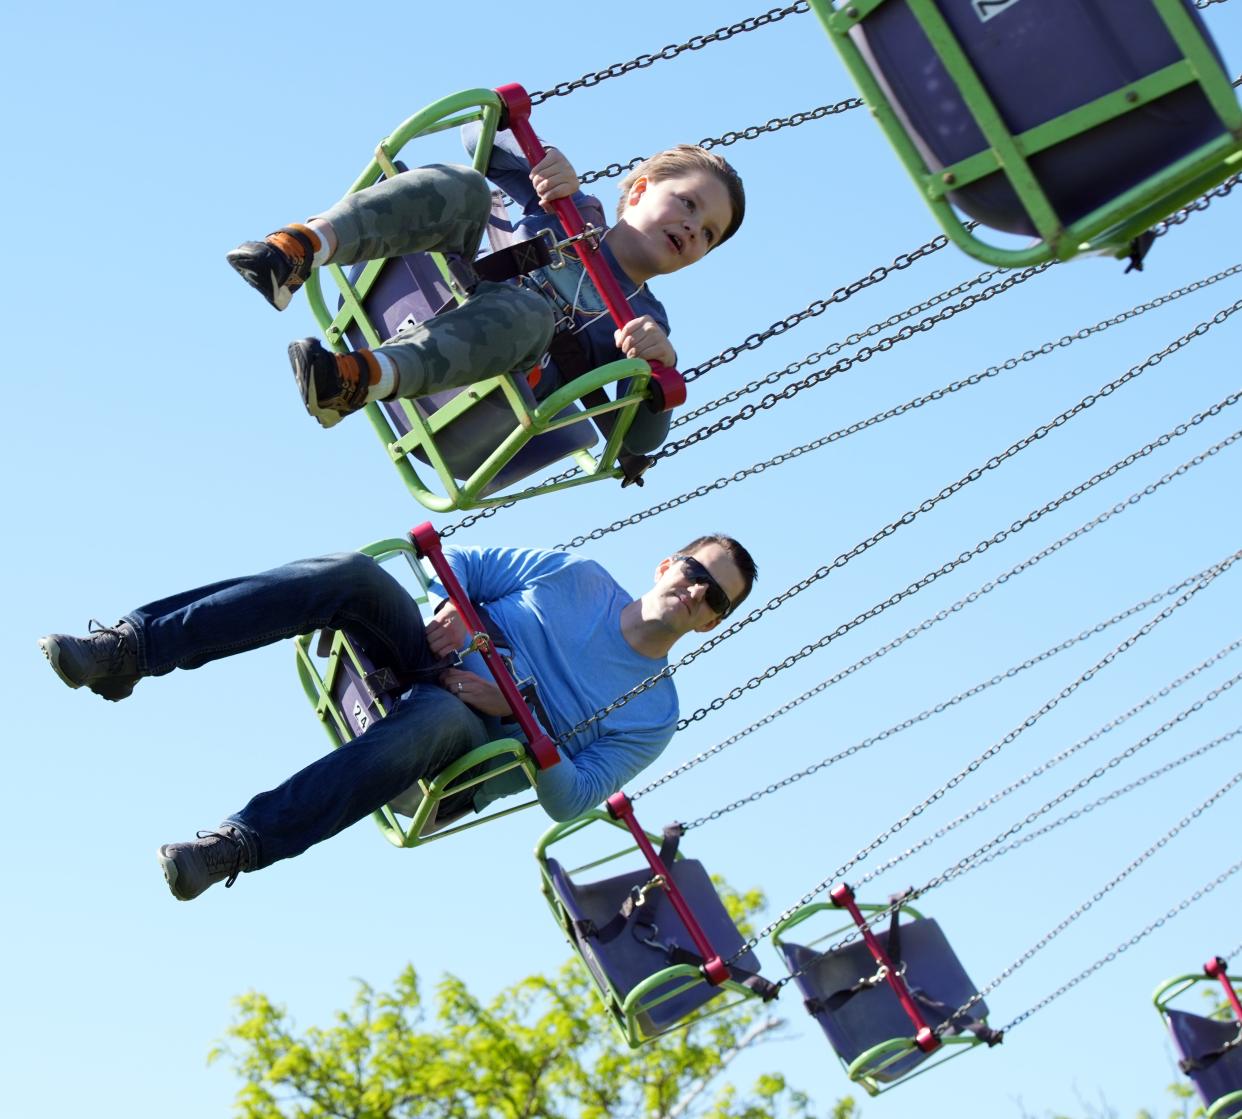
441, 667, 513, 717
615, 316, 676, 368
426, 601, 469, 659
530, 147, 579, 210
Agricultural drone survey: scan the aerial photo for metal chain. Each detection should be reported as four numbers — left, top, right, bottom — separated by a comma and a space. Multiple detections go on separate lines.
670, 386, 1242, 736
961, 770, 1242, 1029
437, 178, 1239, 542
672, 266, 1003, 430
623, 430, 1242, 799
679, 232, 959, 385
685, 612, 1242, 832
527, 2, 810, 106
551, 299, 1242, 752
858, 669, 1242, 891
956, 726, 1242, 879
579, 97, 863, 185
727, 553, 1239, 964
657, 264, 1052, 461
1151, 174, 1241, 239
562, 264, 1242, 547
1196, 0, 1232, 8
1002, 858, 1242, 1034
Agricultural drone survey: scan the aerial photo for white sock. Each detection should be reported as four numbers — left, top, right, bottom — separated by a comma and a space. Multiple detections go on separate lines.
307, 218, 336, 266
367, 351, 397, 401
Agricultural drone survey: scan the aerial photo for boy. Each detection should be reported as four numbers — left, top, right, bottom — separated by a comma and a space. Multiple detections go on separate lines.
227, 128, 745, 451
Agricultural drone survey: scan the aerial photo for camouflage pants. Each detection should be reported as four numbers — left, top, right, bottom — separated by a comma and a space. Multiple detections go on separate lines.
314, 163, 555, 399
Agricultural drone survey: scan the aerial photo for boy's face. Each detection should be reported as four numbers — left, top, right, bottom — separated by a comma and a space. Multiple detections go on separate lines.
610, 168, 734, 284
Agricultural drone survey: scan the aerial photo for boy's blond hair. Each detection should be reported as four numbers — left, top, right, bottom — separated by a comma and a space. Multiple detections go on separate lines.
617, 145, 745, 249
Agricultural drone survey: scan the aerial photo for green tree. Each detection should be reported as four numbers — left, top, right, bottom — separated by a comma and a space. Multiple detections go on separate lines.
212, 883, 858, 1119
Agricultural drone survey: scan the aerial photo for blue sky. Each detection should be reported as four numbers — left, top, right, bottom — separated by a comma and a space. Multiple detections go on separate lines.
5, 2, 1241, 1116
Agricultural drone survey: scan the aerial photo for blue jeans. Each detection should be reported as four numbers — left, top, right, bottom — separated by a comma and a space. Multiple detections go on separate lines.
123, 552, 490, 870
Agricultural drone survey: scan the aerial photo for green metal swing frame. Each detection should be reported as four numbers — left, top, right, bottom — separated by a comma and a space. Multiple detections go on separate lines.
536, 810, 771, 1048
1153, 971, 1242, 1119
302, 88, 655, 512
811, 0, 1242, 266
293, 536, 540, 847
772, 900, 988, 1096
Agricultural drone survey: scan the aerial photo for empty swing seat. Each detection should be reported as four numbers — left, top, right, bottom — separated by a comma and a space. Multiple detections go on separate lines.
1165, 1009, 1242, 1118
777, 912, 991, 1090
537, 810, 774, 1046
822, 0, 1242, 263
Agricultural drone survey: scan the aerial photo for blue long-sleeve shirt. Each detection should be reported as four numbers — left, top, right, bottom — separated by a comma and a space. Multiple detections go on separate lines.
442, 546, 678, 821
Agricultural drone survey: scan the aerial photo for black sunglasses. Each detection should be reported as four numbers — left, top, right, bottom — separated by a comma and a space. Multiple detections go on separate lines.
672, 554, 734, 618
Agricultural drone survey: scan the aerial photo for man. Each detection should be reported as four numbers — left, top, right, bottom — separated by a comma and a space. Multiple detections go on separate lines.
38, 535, 757, 901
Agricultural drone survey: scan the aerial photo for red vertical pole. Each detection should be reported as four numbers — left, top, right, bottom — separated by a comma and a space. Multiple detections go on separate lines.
1205, 957, 1242, 1021
830, 883, 941, 1053
493, 83, 686, 411
410, 522, 559, 769
606, 792, 729, 985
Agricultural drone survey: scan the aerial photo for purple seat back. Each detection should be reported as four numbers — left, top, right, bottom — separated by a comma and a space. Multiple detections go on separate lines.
854, 0, 1227, 234
778, 917, 987, 1082
338, 189, 597, 495
1168, 1009, 1242, 1117
546, 856, 762, 1035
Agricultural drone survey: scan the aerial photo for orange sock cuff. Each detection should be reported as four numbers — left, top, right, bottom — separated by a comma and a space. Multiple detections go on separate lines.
356, 350, 382, 387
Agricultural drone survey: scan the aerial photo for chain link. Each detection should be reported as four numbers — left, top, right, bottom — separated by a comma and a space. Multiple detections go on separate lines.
658, 263, 1051, 461
551, 301, 1242, 751
1151, 174, 1241, 239
1195, 0, 1232, 8
680, 589, 1242, 829
527, 3, 810, 106
972, 770, 1242, 1030
954, 725, 1242, 879
729, 552, 1240, 964
681, 232, 960, 386
859, 668, 1242, 892
1003, 858, 1242, 1033
643, 442, 1242, 804
562, 264, 1242, 547
579, 96, 863, 185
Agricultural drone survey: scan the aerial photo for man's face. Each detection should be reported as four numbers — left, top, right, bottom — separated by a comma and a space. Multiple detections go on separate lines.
651, 542, 748, 636
610, 168, 734, 282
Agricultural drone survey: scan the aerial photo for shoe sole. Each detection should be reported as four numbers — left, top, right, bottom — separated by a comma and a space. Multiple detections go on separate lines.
225, 249, 293, 312
38, 636, 81, 689
38, 635, 137, 701
157, 846, 194, 902
288, 340, 344, 429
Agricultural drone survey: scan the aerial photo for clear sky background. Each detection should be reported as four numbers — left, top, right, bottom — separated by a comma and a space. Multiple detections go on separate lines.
5, 2, 1241, 1116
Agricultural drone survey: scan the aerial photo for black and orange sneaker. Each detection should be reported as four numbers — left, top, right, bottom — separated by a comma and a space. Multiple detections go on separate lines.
226, 224, 318, 311
288, 338, 373, 428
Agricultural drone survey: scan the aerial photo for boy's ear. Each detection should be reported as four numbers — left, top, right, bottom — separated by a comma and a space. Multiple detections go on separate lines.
627, 175, 649, 208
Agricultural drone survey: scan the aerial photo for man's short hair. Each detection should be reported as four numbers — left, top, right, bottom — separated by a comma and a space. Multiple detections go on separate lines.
617, 146, 746, 249
676, 533, 758, 609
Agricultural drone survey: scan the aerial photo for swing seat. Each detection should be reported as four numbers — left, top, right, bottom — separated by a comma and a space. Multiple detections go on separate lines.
774, 902, 992, 1095
338, 238, 600, 499
1155, 967, 1242, 1119
536, 811, 772, 1047
820, 0, 1242, 265
303, 88, 660, 512
1166, 1011, 1242, 1119
293, 537, 540, 847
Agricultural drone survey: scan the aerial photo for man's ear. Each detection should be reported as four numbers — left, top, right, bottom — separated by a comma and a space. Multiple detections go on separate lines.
654, 555, 674, 584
